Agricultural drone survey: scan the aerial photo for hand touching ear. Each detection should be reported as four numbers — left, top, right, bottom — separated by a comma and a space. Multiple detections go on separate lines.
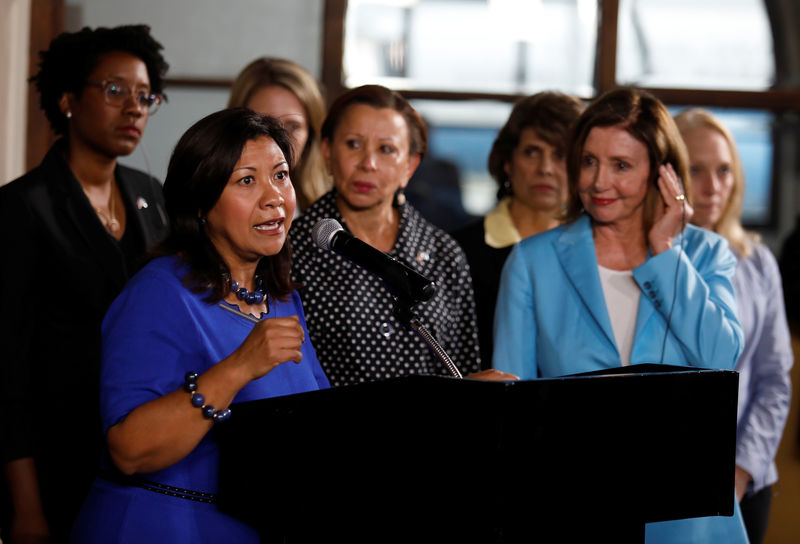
649, 163, 694, 255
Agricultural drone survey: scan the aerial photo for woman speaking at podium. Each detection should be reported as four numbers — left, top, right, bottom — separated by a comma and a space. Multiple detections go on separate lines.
493, 89, 747, 543
71, 109, 328, 542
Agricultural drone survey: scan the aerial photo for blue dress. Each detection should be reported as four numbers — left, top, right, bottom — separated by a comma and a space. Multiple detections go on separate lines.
71, 256, 329, 543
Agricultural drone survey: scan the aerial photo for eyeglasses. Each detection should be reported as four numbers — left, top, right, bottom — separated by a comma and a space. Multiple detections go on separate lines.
85, 79, 164, 115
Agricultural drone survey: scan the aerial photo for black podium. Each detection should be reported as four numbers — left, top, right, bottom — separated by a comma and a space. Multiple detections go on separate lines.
217, 364, 738, 542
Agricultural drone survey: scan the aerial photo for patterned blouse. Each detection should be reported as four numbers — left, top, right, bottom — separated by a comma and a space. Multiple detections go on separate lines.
289, 191, 481, 387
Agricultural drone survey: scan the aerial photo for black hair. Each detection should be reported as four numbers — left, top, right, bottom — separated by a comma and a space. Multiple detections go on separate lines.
159, 108, 297, 303
30, 24, 169, 136
321, 84, 427, 159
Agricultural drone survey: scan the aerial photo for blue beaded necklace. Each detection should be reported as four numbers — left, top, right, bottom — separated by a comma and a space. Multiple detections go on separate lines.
231, 277, 266, 305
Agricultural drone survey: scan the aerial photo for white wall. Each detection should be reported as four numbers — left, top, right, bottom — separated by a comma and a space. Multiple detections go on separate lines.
0, 0, 31, 185
64, 0, 325, 181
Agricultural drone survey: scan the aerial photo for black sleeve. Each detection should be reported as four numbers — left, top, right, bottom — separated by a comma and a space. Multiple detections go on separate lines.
0, 185, 42, 463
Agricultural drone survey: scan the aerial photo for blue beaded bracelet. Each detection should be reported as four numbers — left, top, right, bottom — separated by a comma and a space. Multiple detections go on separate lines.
183, 372, 231, 423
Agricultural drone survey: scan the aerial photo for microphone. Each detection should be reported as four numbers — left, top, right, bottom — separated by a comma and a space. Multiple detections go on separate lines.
312, 218, 436, 303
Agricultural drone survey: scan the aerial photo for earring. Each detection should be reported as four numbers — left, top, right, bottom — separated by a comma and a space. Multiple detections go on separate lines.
393, 188, 407, 208
503, 179, 513, 196
65, 111, 72, 119
198, 217, 207, 226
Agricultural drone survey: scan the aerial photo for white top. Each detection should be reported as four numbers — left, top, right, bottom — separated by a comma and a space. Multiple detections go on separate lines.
598, 265, 641, 366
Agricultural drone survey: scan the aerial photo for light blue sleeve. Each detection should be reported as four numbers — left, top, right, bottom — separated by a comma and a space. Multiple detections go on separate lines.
633, 234, 743, 370
492, 244, 538, 379
735, 246, 793, 491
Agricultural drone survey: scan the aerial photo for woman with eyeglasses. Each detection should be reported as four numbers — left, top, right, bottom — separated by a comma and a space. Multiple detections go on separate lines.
0, 25, 168, 542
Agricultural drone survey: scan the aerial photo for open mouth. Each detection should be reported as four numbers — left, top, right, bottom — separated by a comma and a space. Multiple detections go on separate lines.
254, 218, 285, 232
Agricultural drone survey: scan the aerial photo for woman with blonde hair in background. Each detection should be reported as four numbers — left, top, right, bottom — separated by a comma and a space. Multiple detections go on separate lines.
228, 57, 329, 212
676, 108, 792, 544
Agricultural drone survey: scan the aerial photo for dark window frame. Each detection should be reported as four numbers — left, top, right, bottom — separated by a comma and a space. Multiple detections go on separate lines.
321, 0, 800, 109
321, 0, 800, 230
26, 0, 800, 228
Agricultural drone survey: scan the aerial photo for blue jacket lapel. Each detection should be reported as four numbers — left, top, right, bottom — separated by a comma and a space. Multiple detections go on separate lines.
553, 215, 618, 352
633, 283, 656, 346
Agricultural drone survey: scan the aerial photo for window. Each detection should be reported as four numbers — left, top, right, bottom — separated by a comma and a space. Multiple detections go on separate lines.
324, 0, 800, 234
616, 0, 774, 90
344, 0, 598, 96
411, 99, 512, 217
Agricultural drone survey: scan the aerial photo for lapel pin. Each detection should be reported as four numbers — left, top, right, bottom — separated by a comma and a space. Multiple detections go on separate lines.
136, 197, 149, 209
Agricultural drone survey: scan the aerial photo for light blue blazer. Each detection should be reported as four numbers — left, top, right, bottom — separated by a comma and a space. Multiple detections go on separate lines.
492, 214, 748, 544
493, 214, 743, 378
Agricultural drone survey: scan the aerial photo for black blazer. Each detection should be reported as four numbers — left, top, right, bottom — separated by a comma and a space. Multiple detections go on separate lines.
0, 140, 168, 537
451, 219, 513, 370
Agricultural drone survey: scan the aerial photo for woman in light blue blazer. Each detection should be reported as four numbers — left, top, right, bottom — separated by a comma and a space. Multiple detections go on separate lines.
493, 89, 748, 543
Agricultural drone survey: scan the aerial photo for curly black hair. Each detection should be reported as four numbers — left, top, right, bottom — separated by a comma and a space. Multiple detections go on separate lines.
30, 24, 169, 136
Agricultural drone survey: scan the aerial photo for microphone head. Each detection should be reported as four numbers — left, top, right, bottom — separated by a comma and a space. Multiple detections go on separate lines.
312, 218, 343, 251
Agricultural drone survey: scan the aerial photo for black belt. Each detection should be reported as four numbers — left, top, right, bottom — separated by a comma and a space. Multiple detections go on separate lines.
98, 470, 217, 504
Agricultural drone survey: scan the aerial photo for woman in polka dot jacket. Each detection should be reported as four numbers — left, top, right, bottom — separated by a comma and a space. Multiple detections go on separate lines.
290, 85, 514, 386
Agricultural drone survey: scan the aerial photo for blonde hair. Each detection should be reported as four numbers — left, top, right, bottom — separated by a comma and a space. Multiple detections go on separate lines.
674, 108, 758, 258
228, 57, 330, 211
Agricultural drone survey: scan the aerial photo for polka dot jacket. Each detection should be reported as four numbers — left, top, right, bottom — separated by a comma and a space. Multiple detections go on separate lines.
289, 191, 481, 387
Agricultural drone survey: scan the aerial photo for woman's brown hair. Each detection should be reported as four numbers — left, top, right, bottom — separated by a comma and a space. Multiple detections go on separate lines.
488, 91, 584, 199
321, 84, 427, 160
564, 88, 692, 234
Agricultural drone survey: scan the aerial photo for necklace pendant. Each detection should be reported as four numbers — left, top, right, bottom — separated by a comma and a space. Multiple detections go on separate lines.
231, 277, 266, 305
108, 218, 120, 233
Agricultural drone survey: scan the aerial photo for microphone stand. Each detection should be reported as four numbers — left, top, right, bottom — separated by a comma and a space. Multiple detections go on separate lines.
393, 297, 463, 379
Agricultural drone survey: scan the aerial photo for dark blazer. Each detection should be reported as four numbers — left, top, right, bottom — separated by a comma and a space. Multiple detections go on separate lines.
0, 140, 168, 539
450, 219, 513, 369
